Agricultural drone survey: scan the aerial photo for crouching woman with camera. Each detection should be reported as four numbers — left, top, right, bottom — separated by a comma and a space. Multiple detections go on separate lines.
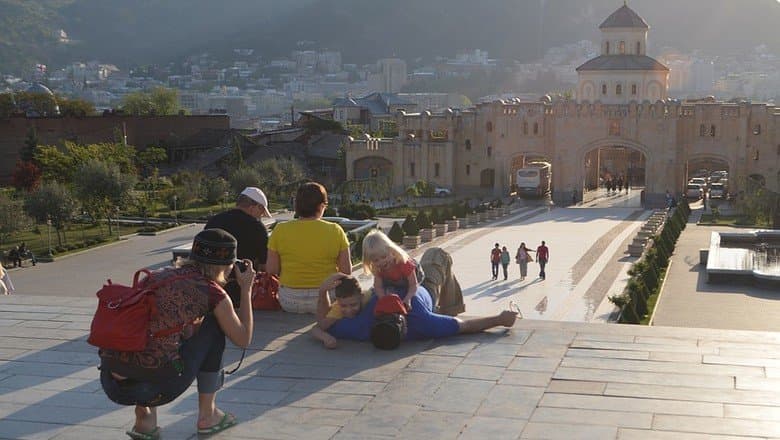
99, 229, 255, 439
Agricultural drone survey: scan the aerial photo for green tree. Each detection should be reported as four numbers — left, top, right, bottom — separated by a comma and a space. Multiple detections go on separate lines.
20, 127, 39, 163
204, 177, 230, 205
121, 91, 153, 115
72, 160, 137, 236
23, 182, 78, 246
35, 142, 137, 184
149, 87, 179, 115
136, 146, 168, 177
58, 97, 96, 117
228, 167, 263, 195
0, 193, 34, 248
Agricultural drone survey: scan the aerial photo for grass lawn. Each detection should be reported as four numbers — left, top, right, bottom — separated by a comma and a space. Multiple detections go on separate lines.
150, 200, 287, 221
698, 214, 769, 227
2, 223, 157, 260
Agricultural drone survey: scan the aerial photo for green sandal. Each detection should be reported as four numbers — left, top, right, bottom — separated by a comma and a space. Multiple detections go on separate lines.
197, 412, 237, 436
126, 426, 160, 440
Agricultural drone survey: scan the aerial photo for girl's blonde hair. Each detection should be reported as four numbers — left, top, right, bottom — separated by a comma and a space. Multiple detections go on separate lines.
361, 229, 409, 275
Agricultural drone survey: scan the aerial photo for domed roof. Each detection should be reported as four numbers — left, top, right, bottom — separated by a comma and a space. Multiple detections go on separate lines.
26, 82, 55, 96
599, 4, 649, 29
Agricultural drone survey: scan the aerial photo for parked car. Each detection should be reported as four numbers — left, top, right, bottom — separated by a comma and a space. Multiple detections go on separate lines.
434, 187, 452, 197
709, 183, 726, 199
685, 184, 703, 199
689, 177, 707, 189
709, 170, 728, 183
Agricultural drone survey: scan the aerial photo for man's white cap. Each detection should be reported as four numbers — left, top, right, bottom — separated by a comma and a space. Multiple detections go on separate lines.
240, 187, 271, 217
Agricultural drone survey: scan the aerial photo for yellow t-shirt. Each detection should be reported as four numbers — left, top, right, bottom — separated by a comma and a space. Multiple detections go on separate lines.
326, 292, 371, 319
268, 219, 350, 288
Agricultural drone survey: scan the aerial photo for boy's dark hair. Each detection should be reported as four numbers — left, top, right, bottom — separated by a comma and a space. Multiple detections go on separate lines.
371, 314, 403, 350
334, 276, 361, 298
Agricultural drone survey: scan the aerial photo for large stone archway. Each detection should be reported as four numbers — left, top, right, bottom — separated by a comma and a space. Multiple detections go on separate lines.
508, 153, 552, 190
553, 138, 656, 206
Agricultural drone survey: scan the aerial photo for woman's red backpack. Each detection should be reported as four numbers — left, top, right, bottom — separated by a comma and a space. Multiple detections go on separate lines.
88, 269, 198, 352
251, 272, 280, 310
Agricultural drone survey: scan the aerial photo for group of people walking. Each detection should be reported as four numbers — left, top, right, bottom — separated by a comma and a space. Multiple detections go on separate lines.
604, 174, 629, 194
491, 241, 549, 281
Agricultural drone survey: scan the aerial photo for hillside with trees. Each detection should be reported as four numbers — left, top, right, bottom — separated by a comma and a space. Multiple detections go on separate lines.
1, 0, 778, 74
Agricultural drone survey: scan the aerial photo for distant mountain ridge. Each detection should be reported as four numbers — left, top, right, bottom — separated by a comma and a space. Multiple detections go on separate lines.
1, 0, 779, 74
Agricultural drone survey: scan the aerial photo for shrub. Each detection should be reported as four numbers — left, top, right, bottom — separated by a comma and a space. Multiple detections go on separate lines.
55, 245, 66, 253
416, 210, 432, 230
388, 221, 405, 243
402, 214, 419, 236
338, 203, 376, 220
430, 207, 442, 225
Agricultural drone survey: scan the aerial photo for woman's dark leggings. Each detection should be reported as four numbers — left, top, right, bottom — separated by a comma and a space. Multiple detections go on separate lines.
100, 314, 226, 407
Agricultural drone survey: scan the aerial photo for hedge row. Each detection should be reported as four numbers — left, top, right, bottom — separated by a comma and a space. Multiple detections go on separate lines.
611, 200, 691, 324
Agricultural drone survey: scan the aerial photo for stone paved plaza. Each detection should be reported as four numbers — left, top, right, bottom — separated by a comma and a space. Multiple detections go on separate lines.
3, 201, 780, 439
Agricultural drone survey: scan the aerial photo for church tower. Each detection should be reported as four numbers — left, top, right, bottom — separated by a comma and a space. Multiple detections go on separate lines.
576, 3, 669, 104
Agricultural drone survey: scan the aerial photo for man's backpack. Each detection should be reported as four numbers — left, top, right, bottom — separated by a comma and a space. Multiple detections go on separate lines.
88, 269, 199, 352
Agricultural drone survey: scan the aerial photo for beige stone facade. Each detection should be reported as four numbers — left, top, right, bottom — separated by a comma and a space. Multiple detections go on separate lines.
344, 5, 780, 207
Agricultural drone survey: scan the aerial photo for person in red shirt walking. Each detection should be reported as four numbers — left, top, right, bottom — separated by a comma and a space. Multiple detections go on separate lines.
490, 243, 501, 280
536, 241, 549, 280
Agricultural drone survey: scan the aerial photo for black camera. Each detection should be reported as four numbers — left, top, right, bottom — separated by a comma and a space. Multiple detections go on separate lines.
235, 260, 248, 273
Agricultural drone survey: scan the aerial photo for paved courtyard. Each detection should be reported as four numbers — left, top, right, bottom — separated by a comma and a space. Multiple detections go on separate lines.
4, 202, 780, 438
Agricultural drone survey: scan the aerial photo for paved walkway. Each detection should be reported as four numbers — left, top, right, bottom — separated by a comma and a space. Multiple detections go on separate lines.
3, 294, 780, 439
653, 204, 780, 331
5, 202, 780, 438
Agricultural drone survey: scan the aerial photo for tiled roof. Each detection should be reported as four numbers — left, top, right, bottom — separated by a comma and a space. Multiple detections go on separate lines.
599, 4, 649, 29
576, 55, 668, 72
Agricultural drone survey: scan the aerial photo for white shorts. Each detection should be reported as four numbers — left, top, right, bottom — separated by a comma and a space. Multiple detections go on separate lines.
278, 286, 320, 314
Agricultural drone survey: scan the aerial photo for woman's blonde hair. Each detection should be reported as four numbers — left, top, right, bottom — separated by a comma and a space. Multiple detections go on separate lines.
176, 258, 232, 286
361, 229, 409, 275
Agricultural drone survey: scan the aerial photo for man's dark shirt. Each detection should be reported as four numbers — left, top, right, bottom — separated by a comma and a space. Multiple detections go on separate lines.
205, 208, 268, 308
205, 208, 268, 265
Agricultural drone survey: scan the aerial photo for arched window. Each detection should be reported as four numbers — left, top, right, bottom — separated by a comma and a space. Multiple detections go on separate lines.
410, 162, 415, 177
710, 125, 716, 137
636, 41, 641, 54
486, 121, 493, 132
631, 84, 637, 95
602, 84, 607, 95
465, 139, 471, 150
619, 41, 625, 54
523, 121, 528, 135
605, 41, 610, 55
699, 124, 707, 136
435, 163, 440, 177
466, 164, 471, 175
616, 84, 622, 95
487, 146, 492, 157
533, 122, 539, 135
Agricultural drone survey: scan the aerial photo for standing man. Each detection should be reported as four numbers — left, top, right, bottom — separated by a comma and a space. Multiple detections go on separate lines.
205, 187, 272, 305
536, 241, 549, 280
490, 243, 501, 281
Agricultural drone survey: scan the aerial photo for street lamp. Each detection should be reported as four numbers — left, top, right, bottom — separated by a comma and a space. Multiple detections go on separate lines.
115, 206, 121, 241
46, 216, 52, 258
172, 195, 178, 225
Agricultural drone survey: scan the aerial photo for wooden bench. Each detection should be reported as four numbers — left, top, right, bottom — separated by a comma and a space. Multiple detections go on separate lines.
2, 250, 36, 268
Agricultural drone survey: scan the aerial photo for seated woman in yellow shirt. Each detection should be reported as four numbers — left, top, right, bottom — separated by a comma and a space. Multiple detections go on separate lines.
266, 182, 351, 313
